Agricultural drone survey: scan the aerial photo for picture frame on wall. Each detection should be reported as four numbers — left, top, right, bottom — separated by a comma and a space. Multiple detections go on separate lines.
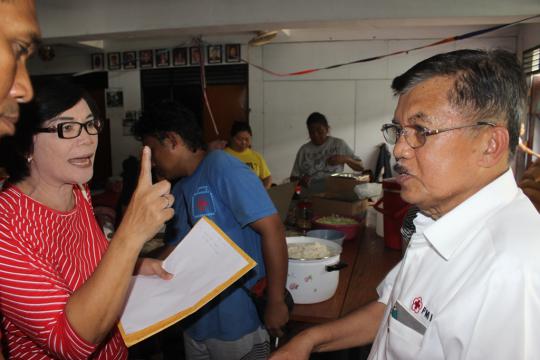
123, 51, 137, 69
122, 111, 138, 136
155, 48, 170, 67
105, 88, 124, 108
91, 53, 104, 70
172, 47, 188, 66
225, 44, 241, 63
139, 49, 154, 68
107, 52, 121, 70
207, 45, 222, 64
189, 47, 201, 66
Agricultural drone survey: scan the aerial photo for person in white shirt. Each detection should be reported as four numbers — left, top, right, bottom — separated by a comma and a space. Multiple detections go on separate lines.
270, 49, 540, 360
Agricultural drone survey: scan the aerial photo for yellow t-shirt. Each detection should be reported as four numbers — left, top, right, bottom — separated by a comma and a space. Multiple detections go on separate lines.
224, 147, 271, 180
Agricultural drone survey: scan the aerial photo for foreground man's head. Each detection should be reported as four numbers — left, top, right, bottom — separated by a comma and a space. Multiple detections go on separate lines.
0, 0, 40, 137
386, 49, 526, 218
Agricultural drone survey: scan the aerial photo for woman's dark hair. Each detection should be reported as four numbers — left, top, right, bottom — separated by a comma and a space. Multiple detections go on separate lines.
306, 112, 329, 128
132, 100, 206, 152
392, 49, 526, 157
0, 77, 100, 183
230, 121, 252, 138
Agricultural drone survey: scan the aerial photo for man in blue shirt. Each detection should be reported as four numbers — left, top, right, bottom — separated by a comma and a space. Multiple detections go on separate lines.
132, 101, 289, 359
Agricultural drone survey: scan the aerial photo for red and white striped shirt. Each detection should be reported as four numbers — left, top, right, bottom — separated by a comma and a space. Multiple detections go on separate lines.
0, 184, 127, 359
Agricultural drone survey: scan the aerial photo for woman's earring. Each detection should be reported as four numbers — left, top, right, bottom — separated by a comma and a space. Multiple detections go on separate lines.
26, 156, 33, 163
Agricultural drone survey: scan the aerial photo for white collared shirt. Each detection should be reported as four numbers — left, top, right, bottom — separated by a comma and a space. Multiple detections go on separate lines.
369, 169, 540, 360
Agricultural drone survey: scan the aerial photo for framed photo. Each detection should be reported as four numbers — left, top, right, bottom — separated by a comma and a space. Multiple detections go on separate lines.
172, 47, 188, 66
123, 111, 138, 136
139, 49, 154, 68
91, 53, 104, 70
122, 51, 137, 70
107, 52, 121, 70
207, 45, 222, 64
155, 48, 170, 67
225, 44, 241, 63
189, 47, 201, 66
105, 88, 124, 108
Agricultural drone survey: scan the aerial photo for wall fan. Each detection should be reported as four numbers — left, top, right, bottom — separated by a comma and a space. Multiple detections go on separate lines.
248, 30, 279, 46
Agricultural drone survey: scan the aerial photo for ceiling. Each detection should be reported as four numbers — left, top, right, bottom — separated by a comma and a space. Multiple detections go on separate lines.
35, 0, 540, 51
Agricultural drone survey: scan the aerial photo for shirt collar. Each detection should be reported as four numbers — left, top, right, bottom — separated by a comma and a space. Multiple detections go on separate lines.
421, 169, 518, 261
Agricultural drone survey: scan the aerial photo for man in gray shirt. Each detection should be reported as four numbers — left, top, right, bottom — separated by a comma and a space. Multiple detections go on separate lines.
290, 112, 363, 190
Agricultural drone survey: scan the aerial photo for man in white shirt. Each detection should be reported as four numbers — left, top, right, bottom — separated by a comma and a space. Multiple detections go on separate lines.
271, 49, 540, 359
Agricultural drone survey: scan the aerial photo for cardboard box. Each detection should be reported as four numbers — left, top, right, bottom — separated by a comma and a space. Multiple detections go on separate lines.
310, 192, 368, 220
325, 175, 369, 196
267, 182, 297, 223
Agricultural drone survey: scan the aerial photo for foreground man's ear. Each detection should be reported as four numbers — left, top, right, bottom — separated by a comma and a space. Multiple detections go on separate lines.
478, 126, 509, 168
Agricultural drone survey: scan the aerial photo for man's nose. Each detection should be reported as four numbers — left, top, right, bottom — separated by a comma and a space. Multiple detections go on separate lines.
393, 133, 412, 159
10, 61, 33, 103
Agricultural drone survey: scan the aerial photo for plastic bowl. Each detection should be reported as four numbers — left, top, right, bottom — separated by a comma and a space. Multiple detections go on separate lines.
312, 216, 362, 241
306, 229, 346, 246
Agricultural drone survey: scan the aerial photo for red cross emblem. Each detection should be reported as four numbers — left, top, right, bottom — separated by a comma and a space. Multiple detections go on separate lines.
411, 297, 423, 313
197, 198, 209, 211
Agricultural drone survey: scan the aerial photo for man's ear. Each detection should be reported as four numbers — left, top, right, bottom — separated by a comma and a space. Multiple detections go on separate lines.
163, 132, 180, 149
479, 126, 509, 167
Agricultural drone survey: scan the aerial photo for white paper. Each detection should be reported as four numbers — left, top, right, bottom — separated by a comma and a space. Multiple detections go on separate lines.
120, 217, 255, 338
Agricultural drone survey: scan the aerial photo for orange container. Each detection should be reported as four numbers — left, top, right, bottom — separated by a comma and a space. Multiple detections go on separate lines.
373, 179, 410, 250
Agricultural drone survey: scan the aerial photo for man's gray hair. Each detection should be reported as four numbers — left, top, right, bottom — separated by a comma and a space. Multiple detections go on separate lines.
392, 49, 527, 156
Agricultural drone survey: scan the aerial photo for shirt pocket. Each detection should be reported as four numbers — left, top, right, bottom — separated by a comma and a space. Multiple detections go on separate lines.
386, 315, 423, 360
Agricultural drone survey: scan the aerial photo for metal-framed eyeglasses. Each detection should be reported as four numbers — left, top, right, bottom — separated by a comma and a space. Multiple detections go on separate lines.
37, 118, 103, 139
380, 121, 496, 149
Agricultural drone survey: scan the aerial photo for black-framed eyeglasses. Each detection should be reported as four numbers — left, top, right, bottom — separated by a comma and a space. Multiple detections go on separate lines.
37, 118, 103, 139
380, 121, 496, 149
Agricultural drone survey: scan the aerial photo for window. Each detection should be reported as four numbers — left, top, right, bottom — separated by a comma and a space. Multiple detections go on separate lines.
523, 46, 540, 75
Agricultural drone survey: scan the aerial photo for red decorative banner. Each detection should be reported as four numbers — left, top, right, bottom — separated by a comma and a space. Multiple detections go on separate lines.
242, 14, 540, 77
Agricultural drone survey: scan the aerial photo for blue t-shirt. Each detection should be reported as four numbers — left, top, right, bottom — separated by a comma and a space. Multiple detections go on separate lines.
165, 150, 277, 341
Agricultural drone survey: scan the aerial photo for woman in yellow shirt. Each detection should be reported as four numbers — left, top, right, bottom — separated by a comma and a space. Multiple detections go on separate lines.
224, 121, 272, 189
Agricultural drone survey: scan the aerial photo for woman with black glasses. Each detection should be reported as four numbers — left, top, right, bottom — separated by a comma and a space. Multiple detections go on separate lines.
0, 78, 174, 359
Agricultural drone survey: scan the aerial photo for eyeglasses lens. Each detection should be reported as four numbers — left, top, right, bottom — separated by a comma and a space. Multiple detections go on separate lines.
60, 120, 102, 139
